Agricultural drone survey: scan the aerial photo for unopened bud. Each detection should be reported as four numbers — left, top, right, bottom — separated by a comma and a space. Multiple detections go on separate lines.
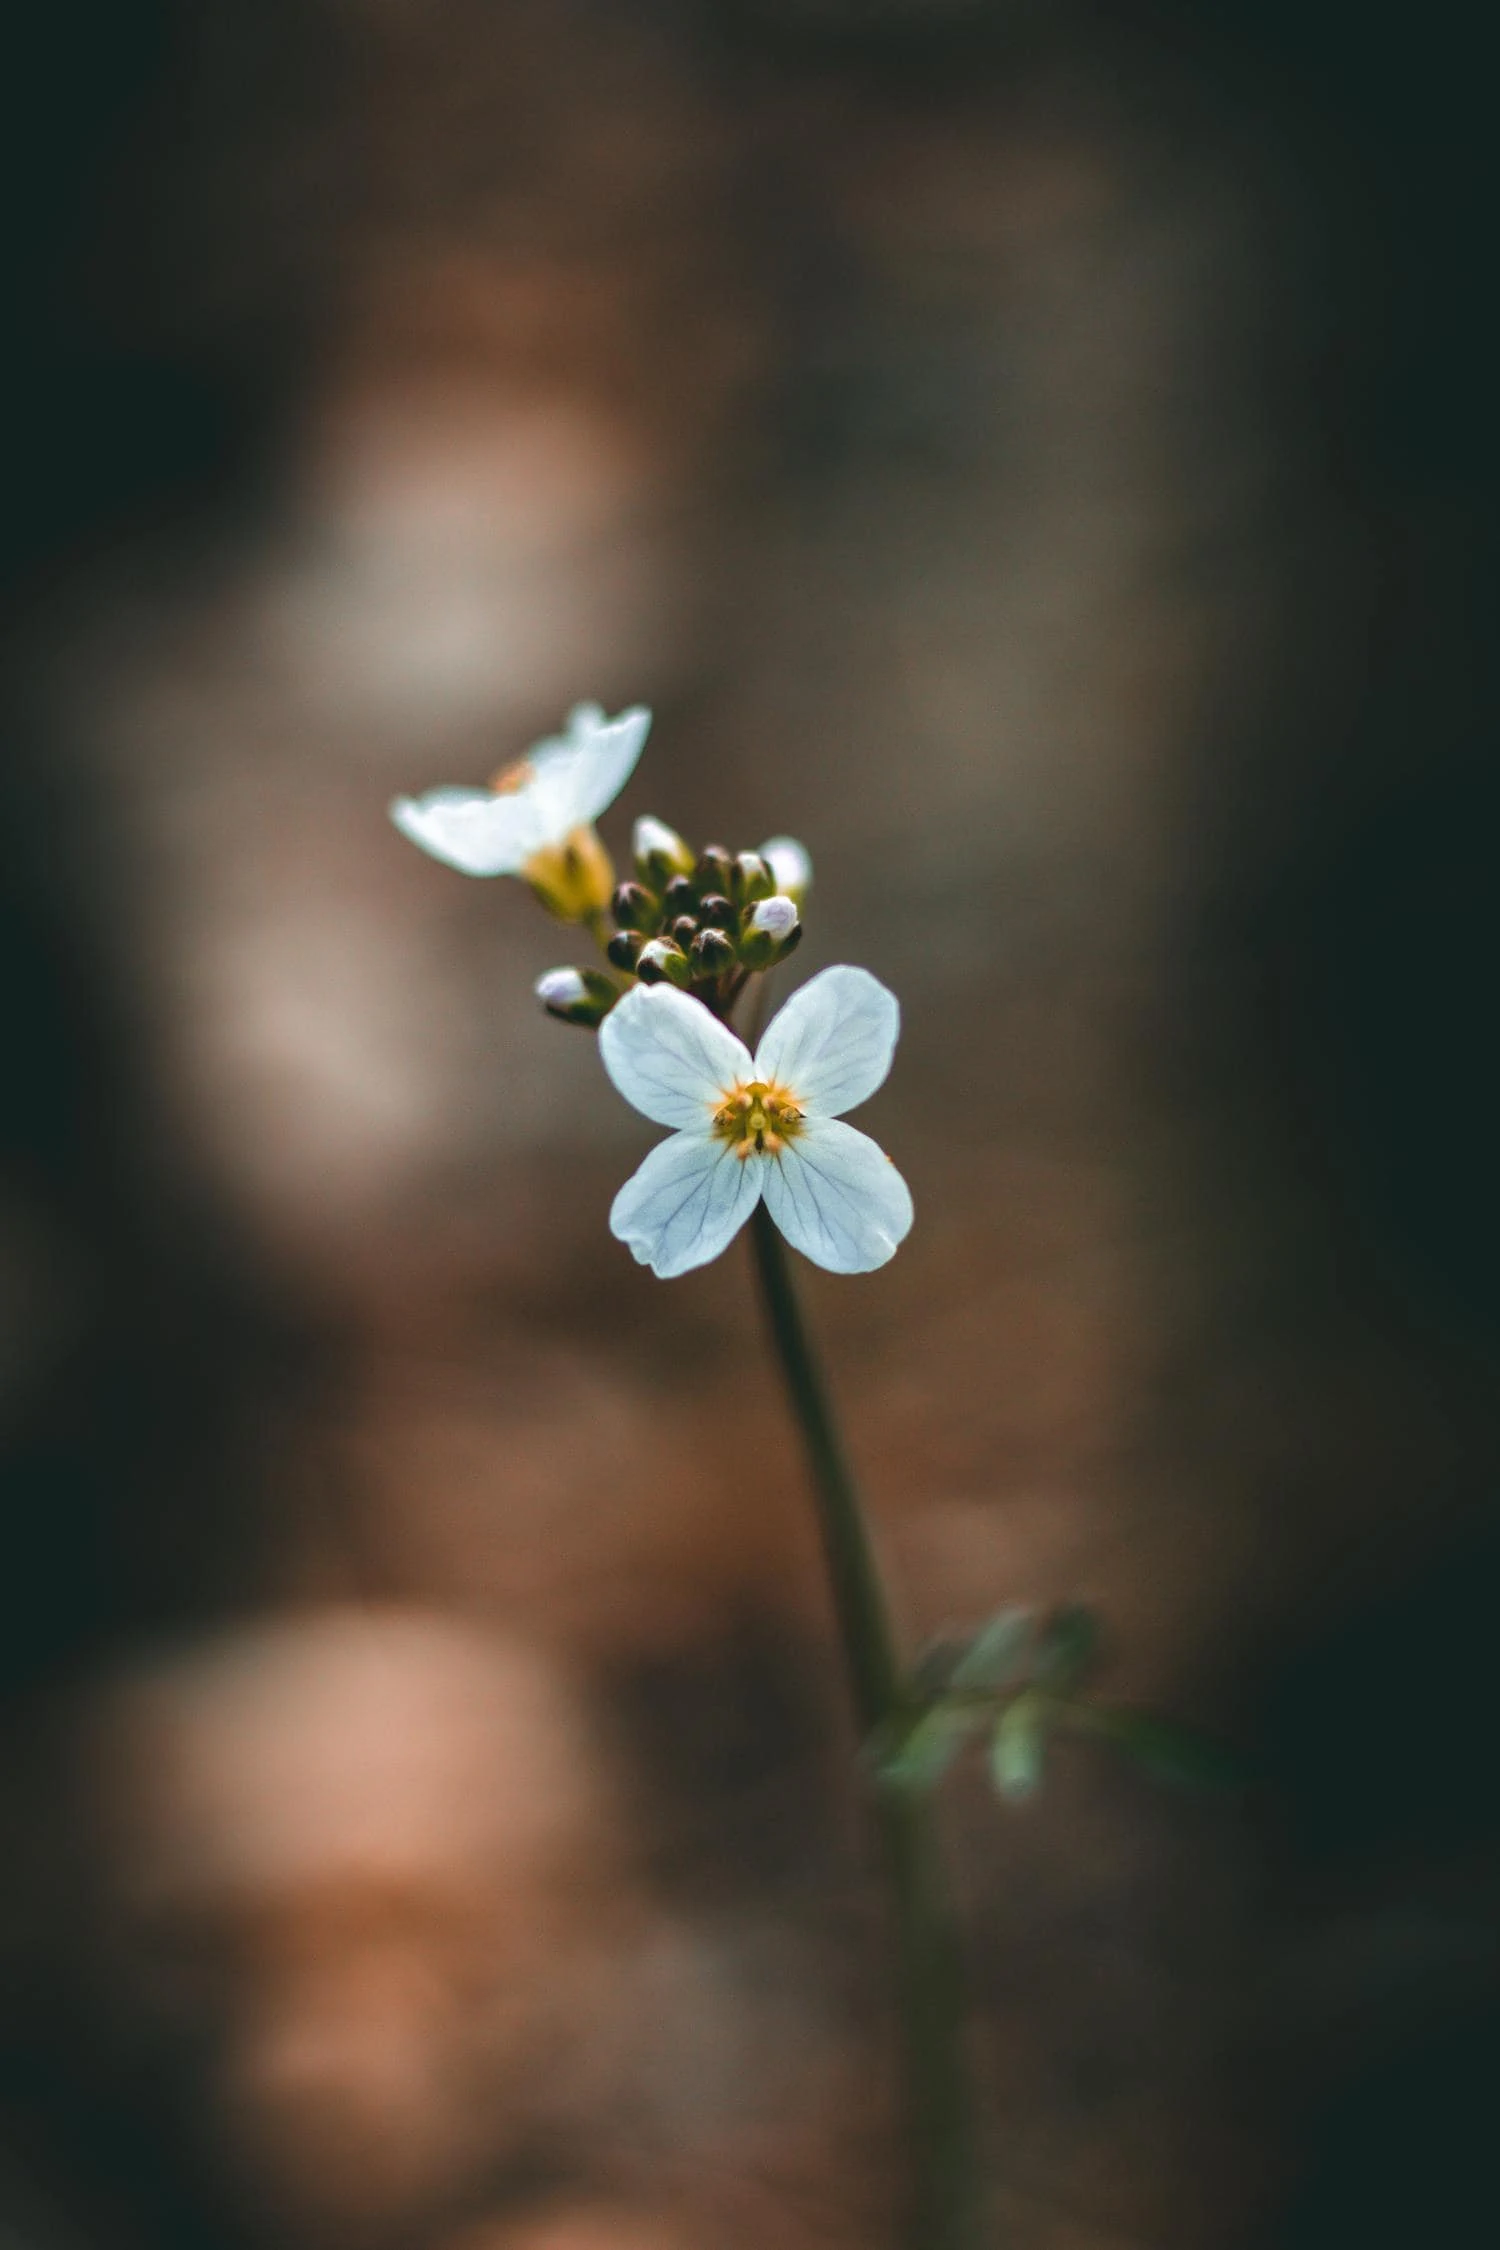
607, 929, 645, 973
731, 851, 775, 906
663, 876, 698, 919
635, 937, 694, 989
697, 892, 737, 930
633, 816, 694, 889
759, 835, 813, 905
670, 914, 699, 950
534, 966, 621, 1028
611, 881, 662, 935
691, 927, 738, 979
738, 893, 802, 969
694, 846, 735, 897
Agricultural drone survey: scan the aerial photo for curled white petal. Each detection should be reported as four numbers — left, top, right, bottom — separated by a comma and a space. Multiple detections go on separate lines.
761, 1118, 913, 1274
599, 984, 751, 1128
760, 835, 812, 899
391, 703, 649, 877
610, 1130, 765, 1278
754, 964, 900, 1118
524, 704, 651, 837
534, 968, 587, 1008
389, 786, 543, 876
750, 894, 799, 940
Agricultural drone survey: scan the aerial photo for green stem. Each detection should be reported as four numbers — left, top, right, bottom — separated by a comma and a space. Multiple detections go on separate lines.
748, 1202, 984, 2249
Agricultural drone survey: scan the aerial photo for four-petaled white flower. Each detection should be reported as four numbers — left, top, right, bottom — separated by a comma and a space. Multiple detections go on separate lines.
389, 702, 650, 880
600, 966, 913, 1278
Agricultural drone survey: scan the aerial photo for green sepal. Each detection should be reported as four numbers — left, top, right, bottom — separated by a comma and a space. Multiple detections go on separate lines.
611, 880, 663, 935
690, 928, 738, 979
694, 846, 735, 898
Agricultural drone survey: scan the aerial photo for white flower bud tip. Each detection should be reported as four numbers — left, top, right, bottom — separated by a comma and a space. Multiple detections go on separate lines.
759, 835, 812, 899
633, 816, 687, 862
750, 894, 799, 940
636, 937, 693, 987
535, 968, 587, 1009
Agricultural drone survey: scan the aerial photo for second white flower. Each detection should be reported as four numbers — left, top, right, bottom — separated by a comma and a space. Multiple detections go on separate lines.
600, 965, 914, 1279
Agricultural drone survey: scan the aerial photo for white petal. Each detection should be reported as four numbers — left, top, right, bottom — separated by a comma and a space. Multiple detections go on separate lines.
599, 984, 751, 1128
610, 1130, 765, 1278
525, 704, 651, 838
760, 835, 812, 899
754, 964, 900, 1117
389, 786, 543, 876
762, 1118, 913, 1274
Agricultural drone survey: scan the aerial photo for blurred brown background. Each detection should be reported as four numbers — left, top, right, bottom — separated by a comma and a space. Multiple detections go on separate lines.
3, 4, 1497, 2246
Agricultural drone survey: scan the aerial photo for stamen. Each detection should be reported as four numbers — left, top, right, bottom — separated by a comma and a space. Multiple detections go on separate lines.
490, 757, 537, 795
712, 1079, 804, 1155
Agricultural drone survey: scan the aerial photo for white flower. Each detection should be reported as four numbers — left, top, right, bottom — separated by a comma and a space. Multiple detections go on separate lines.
390, 702, 650, 878
599, 965, 913, 1279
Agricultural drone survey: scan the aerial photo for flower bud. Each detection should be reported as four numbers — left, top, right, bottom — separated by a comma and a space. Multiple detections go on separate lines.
730, 851, 775, 906
670, 914, 699, 951
697, 892, 737, 930
632, 815, 694, 890
534, 966, 621, 1028
611, 880, 662, 935
662, 876, 698, 918
635, 937, 694, 989
737, 893, 801, 969
690, 927, 738, 979
694, 845, 735, 898
759, 835, 813, 905
607, 929, 645, 973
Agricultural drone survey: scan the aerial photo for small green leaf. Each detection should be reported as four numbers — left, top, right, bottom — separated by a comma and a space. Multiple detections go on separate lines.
871, 1704, 977, 1791
951, 1607, 1034, 1694
911, 1634, 968, 1699
1034, 1604, 1100, 1692
990, 1692, 1047, 1801
1082, 1707, 1244, 1792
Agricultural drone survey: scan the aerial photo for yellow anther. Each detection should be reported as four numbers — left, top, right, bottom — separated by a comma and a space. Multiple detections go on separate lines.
712, 1079, 804, 1156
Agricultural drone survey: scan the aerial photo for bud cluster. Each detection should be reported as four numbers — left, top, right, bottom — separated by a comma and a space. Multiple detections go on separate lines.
535, 817, 809, 1031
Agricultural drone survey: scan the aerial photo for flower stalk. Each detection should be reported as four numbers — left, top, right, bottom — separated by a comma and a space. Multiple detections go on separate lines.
391, 700, 979, 2238
747, 1203, 983, 2249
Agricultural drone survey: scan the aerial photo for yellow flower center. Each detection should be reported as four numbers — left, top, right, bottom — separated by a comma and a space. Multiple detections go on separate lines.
712, 1079, 804, 1160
